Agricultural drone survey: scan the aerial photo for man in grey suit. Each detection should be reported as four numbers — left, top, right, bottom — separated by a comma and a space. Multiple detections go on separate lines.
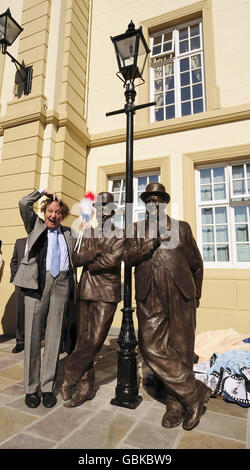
10, 237, 27, 353
13, 189, 76, 409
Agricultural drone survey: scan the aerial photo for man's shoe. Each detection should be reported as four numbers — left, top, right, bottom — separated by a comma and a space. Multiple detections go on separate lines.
42, 392, 57, 408
12, 343, 24, 353
25, 392, 41, 408
162, 399, 184, 428
182, 383, 212, 431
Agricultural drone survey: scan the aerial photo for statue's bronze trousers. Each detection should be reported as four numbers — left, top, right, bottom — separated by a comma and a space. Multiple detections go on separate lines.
137, 266, 199, 402
65, 299, 117, 384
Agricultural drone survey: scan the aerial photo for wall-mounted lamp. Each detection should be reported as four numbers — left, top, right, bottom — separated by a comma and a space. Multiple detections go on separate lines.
0, 8, 33, 95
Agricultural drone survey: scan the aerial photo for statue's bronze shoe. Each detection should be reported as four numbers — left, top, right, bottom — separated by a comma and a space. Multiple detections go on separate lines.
59, 370, 76, 401
162, 398, 184, 428
65, 368, 95, 408
182, 382, 212, 431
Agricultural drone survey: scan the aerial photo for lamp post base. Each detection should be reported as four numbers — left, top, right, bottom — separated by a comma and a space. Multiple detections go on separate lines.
110, 307, 142, 409
111, 395, 143, 410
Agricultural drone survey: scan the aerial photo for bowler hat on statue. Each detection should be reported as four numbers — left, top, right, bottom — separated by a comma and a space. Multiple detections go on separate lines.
93, 192, 117, 210
140, 182, 170, 204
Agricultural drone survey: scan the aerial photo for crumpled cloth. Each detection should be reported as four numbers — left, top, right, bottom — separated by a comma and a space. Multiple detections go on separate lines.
194, 328, 250, 363
194, 349, 250, 407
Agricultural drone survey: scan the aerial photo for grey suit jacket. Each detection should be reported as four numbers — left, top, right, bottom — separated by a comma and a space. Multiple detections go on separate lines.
13, 191, 76, 296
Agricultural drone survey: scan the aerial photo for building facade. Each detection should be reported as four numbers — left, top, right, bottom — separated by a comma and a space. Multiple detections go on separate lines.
0, 0, 250, 335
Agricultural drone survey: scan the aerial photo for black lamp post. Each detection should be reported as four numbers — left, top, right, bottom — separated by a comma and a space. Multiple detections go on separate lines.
0, 8, 33, 95
106, 21, 155, 409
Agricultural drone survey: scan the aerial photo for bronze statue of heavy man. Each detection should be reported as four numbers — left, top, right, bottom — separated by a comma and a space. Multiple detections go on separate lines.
123, 182, 212, 431
60, 192, 124, 407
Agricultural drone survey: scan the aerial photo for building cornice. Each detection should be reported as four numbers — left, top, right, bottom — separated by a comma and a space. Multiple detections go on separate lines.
89, 103, 250, 148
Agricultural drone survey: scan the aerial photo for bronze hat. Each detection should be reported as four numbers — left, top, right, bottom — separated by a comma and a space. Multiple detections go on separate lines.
93, 192, 117, 209
140, 182, 170, 204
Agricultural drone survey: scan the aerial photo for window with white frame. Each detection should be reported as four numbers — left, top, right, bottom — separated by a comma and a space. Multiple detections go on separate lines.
150, 18, 205, 122
108, 172, 160, 228
196, 161, 250, 267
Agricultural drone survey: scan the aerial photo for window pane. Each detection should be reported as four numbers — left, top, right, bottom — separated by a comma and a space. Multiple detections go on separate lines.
215, 207, 227, 223
200, 168, 211, 184
179, 28, 188, 40
181, 72, 190, 86
165, 76, 174, 89
155, 108, 164, 121
166, 90, 175, 104
236, 225, 249, 242
138, 176, 147, 191
154, 79, 163, 92
191, 36, 200, 50
202, 208, 213, 224
192, 69, 202, 83
180, 58, 189, 72
179, 40, 189, 53
202, 227, 214, 242
181, 87, 191, 101
217, 245, 229, 261
163, 42, 173, 52
216, 226, 228, 242
237, 244, 250, 262
191, 54, 201, 69
232, 165, 244, 179
203, 245, 215, 261
193, 84, 202, 98
164, 62, 174, 76
155, 94, 163, 107
181, 101, 191, 116
213, 167, 225, 182
190, 24, 200, 37
153, 45, 161, 55
234, 206, 247, 222
121, 192, 125, 205
214, 183, 226, 200
233, 179, 245, 195
166, 105, 175, 119
149, 175, 159, 183
248, 179, 250, 192
164, 32, 172, 41
201, 185, 212, 201
113, 193, 120, 203
112, 180, 121, 191
247, 164, 250, 177
193, 99, 203, 114
153, 35, 162, 45
154, 67, 163, 79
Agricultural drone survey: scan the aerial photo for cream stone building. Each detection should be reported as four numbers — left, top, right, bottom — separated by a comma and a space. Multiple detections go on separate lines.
0, 0, 250, 336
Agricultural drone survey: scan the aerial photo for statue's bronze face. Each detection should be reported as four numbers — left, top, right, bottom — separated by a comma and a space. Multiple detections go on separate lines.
95, 204, 114, 227
144, 194, 166, 221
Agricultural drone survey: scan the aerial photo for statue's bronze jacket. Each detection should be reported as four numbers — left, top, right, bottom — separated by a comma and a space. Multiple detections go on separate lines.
72, 225, 124, 303
124, 217, 203, 303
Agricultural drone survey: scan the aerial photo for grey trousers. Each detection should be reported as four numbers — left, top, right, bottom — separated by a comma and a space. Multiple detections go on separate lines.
24, 272, 69, 394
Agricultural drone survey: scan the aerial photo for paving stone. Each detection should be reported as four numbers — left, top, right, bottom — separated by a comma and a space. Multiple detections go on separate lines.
0, 432, 56, 449
124, 420, 180, 449
27, 405, 94, 441
197, 410, 247, 442
177, 430, 246, 449
0, 406, 38, 444
56, 409, 135, 449
0, 364, 24, 381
